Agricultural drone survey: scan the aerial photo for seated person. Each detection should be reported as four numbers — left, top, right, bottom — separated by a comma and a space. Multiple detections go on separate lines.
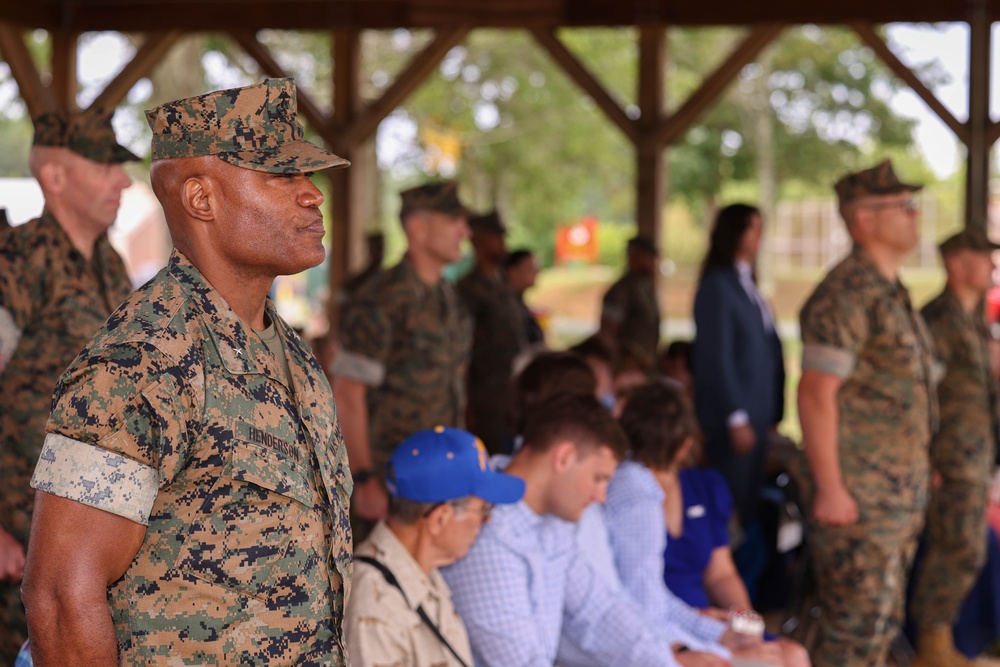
443, 394, 723, 667
346, 426, 525, 667
608, 381, 810, 667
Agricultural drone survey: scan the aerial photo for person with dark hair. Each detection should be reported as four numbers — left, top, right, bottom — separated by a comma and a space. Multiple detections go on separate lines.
458, 210, 527, 455
509, 351, 596, 435
607, 381, 810, 667
505, 248, 545, 346
599, 235, 661, 373
691, 204, 785, 528
346, 426, 524, 667
569, 335, 616, 411
442, 394, 709, 667
658, 340, 694, 398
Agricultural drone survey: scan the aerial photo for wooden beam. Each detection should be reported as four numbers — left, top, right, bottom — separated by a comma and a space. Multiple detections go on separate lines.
965, 1, 990, 228
50, 29, 78, 111
0, 23, 57, 117
88, 31, 182, 112
228, 30, 338, 146
987, 121, 1000, 146
656, 23, 783, 146
636, 26, 665, 243
341, 26, 470, 146
531, 28, 639, 144
851, 22, 969, 145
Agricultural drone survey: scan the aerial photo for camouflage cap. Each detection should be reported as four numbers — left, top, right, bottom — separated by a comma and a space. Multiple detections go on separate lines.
144, 77, 349, 174
834, 159, 922, 206
32, 108, 139, 164
468, 209, 506, 236
399, 181, 469, 218
939, 225, 1000, 256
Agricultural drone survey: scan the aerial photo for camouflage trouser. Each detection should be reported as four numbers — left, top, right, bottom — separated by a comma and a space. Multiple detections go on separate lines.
910, 481, 988, 631
808, 508, 923, 667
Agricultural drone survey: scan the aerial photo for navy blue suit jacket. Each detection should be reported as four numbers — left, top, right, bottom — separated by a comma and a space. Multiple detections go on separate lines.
692, 266, 785, 443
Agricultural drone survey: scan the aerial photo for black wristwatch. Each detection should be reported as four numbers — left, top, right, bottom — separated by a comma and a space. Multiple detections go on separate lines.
352, 469, 376, 484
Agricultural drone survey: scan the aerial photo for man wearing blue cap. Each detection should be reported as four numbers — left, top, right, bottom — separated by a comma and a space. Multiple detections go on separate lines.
346, 426, 525, 667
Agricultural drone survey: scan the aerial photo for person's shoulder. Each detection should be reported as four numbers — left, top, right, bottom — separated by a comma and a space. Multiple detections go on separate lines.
607, 460, 662, 504
921, 290, 958, 324
0, 217, 45, 263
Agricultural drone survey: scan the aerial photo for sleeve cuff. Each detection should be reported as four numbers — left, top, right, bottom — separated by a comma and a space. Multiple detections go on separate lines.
332, 349, 386, 387
801, 343, 856, 379
726, 410, 750, 428
31, 433, 159, 526
0, 306, 22, 368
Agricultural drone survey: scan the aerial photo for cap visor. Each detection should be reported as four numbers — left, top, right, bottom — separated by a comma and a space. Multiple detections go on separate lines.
473, 471, 526, 504
218, 139, 350, 174
111, 144, 141, 163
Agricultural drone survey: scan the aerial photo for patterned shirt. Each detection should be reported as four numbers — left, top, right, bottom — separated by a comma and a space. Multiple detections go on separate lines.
799, 245, 936, 512
601, 272, 661, 370
441, 501, 679, 667
0, 210, 133, 546
347, 520, 473, 667
922, 290, 998, 484
31, 249, 353, 666
335, 257, 472, 472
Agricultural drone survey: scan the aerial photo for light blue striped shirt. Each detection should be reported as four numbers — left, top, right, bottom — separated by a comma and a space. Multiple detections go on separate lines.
442, 500, 680, 667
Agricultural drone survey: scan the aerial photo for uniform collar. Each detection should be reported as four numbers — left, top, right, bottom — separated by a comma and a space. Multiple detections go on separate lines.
366, 520, 447, 611
850, 245, 906, 297
39, 208, 113, 271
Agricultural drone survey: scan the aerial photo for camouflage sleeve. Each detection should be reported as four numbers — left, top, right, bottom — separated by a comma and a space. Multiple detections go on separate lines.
334, 298, 390, 387
31, 342, 197, 524
799, 285, 868, 379
601, 280, 628, 324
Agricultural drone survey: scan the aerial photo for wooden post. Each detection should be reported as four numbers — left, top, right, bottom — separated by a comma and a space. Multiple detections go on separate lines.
636, 26, 665, 246
327, 28, 361, 332
0, 23, 57, 117
966, 0, 990, 230
50, 29, 78, 111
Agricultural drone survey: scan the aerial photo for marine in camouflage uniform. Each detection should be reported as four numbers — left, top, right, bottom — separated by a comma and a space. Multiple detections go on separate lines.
23, 78, 353, 665
797, 160, 936, 667
334, 182, 472, 529
0, 109, 136, 662
910, 227, 999, 667
457, 211, 526, 455
599, 235, 661, 372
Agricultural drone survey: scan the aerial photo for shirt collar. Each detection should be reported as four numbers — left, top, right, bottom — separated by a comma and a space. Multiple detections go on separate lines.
850, 245, 905, 297
367, 520, 446, 610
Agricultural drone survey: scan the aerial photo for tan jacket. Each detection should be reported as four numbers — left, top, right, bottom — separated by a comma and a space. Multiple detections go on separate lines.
347, 521, 473, 667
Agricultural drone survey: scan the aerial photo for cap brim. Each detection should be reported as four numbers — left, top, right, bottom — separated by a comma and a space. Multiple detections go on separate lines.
109, 144, 141, 163
472, 471, 526, 504
218, 139, 350, 174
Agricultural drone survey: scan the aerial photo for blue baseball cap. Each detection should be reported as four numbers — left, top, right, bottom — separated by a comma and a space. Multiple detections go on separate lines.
386, 426, 525, 504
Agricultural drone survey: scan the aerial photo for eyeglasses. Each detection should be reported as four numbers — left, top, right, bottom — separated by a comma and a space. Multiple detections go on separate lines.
859, 199, 919, 215
423, 499, 494, 521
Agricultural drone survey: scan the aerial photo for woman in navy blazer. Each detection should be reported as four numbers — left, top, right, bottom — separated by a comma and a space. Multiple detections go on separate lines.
692, 203, 785, 525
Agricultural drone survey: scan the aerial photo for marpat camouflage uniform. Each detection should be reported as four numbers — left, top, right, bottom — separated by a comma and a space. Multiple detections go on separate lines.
910, 290, 997, 630
798, 245, 936, 667
601, 272, 661, 371
0, 107, 136, 662
31, 250, 353, 665
457, 266, 526, 454
336, 258, 472, 475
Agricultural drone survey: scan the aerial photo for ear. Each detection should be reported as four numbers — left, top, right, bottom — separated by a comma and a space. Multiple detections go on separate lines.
551, 440, 578, 473
37, 161, 65, 195
180, 176, 215, 223
405, 212, 427, 245
425, 503, 453, 537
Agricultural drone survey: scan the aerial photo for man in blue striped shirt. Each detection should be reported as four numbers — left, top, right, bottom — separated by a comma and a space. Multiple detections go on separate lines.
442, 394, 730, 667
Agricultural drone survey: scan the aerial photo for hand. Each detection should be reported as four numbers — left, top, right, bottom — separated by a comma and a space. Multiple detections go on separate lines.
0, 526, 25, 582
352, 478, 388, 522
720, 628, 764, 652
700, 607, 731, 622
728, 424, 756, 456
675, 650, 733, 667
731, 641, 784, 666
989, 468, 1000, 506
812, 484, 858, 526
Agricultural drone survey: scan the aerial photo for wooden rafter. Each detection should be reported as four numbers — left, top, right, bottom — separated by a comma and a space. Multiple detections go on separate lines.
229, 30, 338, 146
655, 23, 784, 146
88, 31, 182, 112
851, 22, 969, 145
531, 28, 638, 144
0, 23, 57, 116
340, 26, 470, 147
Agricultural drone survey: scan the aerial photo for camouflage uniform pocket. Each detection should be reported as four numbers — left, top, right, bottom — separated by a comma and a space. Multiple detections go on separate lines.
181, 439, 318, 601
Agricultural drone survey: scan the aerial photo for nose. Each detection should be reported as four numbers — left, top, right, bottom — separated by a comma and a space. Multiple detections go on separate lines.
593, 484, 608, 504
299, 177, 324, 208
112, 164, 131, 190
